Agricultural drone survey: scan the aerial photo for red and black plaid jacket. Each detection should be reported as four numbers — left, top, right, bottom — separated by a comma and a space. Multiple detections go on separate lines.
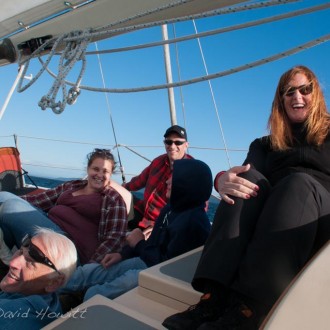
124, 153, 193, 228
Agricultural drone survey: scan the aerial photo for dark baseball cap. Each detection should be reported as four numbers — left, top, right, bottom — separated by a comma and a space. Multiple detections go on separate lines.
164, 125, 187, 140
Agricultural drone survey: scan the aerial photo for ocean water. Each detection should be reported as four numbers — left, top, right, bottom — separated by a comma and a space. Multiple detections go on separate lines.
26, 175, 220, 221
26, 175, 68, 189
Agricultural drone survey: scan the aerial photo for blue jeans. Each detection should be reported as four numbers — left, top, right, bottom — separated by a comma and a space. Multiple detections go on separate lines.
62, 257, 147, 300
0, 191, 63, 248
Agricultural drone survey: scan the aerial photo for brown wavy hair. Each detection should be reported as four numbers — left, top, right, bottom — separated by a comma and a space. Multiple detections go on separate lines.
268, 65, 329, 150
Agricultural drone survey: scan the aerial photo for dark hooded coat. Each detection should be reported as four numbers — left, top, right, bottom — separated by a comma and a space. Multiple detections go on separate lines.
120, 159, 212, 267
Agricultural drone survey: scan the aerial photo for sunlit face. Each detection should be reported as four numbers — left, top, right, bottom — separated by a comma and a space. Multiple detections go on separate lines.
0, 236, 56, 295
164, 133, 188, 163
165, 175, 172, 200
283, 73, 313, 123
87, 157, 113, 191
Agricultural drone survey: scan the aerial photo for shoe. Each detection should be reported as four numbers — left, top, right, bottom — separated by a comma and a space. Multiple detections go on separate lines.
59, 291, 85, 314
162, 293, 226, 330
197, 296, 261, 330
0, 258, 9, 283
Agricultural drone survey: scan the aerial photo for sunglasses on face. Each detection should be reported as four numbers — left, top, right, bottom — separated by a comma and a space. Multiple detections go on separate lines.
164, 139, 186, 146
21, 234, 60, 274
283, 83, 313, 97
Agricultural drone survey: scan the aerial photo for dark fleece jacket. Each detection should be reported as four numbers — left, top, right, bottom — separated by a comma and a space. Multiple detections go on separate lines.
121, 159, 212, 267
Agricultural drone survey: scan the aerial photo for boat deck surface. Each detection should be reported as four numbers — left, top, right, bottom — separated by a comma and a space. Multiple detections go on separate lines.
43, 247, 203, 329
43, 242, 330, 329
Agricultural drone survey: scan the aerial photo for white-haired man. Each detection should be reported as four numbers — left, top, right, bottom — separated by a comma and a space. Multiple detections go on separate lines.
0, 227, 77, 329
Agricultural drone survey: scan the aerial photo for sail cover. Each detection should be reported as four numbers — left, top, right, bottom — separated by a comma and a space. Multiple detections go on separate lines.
0, 0, 246, 49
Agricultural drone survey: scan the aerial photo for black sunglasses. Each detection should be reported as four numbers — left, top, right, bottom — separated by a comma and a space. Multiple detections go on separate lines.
21, 234, 60, 274
283, 83, 313, 97
164, 139, 186, 146
94, 148, 112, 155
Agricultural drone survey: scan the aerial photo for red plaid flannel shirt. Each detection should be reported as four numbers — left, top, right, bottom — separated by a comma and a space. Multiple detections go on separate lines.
124, 153, 193, 228
22, 180, 127, 263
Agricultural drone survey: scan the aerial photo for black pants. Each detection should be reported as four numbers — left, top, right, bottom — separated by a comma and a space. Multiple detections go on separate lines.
192, 170, 330, 309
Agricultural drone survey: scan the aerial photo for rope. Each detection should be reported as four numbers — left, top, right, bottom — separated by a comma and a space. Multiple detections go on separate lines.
38, 30, 90, 114
17, 31, 91, 114
14, 0, 329, 113
56, 33, 330, 94
39, 2, 330, 95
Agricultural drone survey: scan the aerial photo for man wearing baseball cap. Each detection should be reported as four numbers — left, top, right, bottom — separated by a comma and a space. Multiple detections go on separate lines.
124, 125, 193, 231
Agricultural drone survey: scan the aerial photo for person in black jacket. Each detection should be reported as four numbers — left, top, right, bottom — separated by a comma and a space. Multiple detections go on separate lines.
60, 158, 212, 301
163, 65, 330, 330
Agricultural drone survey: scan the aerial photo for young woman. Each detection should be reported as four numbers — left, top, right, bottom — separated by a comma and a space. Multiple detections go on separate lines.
0, 149, 127, 265
163, 65, 330, 330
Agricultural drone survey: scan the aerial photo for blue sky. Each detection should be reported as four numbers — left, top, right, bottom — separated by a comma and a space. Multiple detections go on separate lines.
0, 0, 329, 189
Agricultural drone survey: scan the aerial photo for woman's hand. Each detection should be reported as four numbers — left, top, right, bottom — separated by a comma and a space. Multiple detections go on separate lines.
217, 164, 259, 205
126, 228, 145, 248
101, 252, 122, 268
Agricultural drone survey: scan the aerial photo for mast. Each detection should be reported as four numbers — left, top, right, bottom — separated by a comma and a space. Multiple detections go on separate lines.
161, 24, 177, 125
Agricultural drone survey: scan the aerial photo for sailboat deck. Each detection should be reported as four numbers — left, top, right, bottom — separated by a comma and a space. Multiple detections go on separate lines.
43, 247, 203, 329
115, 247, 203, 321
43, 242, 330, 329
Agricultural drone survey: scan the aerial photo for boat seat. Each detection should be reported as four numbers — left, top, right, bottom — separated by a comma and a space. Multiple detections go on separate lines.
110, 180, 134, 221
43, 247, 203, 329
0, 146, 38, 195
114, 247, 203, 323
260, 240, 330, 330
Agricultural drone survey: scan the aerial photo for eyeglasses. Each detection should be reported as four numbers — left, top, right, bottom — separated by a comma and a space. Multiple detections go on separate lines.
283, 83, 313, 97
94, 148, 112, 155
164, 139, 186, 146
21, 234, 60, 274
92, 148, 114, 161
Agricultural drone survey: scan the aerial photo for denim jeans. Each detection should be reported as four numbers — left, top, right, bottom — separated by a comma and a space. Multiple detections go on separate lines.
0, 191, 63, 248
62, 257, 148, 300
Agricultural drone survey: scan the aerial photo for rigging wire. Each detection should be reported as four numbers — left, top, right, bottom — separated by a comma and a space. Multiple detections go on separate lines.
94, 42, 127, 184
192, 20, 232, 169
1, 133, 246, 177
0, 133, 246, 152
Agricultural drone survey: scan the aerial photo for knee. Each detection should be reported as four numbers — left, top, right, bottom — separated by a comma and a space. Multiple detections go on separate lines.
0, 199, 29, 229
282, 173, 316, 191
84, 286, 101, 302
0, 191, 17, 204
239, 168, 271, 194
238, 168, 266, 183
1, 198, 27, 215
